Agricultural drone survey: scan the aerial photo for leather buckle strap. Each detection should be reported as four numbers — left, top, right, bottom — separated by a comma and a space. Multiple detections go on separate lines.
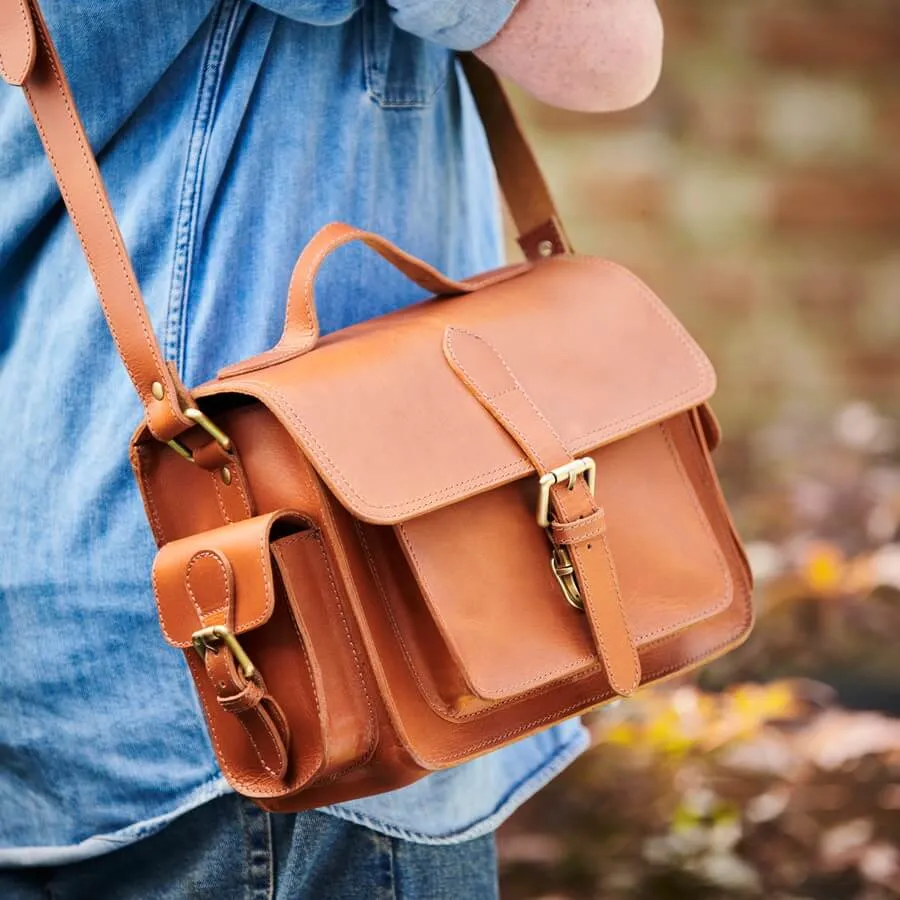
184, 548, 289, 782
538, 459, 598, 609
443, 326, 642, 697
152, 517, 308, 782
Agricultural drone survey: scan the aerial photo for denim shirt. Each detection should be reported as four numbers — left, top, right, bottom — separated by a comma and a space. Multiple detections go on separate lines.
0, 0, 587, 865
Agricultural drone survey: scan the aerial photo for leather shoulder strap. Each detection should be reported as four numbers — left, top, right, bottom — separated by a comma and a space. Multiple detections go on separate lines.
0, 0, 571, 430
460, 55, 572, 259
2, 0, 193, 441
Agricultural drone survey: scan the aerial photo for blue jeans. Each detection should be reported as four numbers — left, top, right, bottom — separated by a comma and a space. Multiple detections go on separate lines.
0, 795, 499, 899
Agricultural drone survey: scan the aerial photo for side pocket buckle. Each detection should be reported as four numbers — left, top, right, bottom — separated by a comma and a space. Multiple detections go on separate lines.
192, 625, 255, 679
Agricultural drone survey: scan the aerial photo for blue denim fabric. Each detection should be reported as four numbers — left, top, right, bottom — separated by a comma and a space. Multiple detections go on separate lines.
0, 0, 588, 865
0, 794, 499, 899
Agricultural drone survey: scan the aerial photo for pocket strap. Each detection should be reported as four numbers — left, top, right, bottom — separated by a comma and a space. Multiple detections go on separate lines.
184, 549, 290, 781
443, 326, 641, 697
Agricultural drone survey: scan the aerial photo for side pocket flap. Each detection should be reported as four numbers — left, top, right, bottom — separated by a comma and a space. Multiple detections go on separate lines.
153, 510, 313, 648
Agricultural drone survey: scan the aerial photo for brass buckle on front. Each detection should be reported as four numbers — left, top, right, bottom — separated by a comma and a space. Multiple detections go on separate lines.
535, 457, 597, 528
166, 408, 232, 463
536, 458, 597, 610
191, 625, 256, 679
551, 545, 584, 610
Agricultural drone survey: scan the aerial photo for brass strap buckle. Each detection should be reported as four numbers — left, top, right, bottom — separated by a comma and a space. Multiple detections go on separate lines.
167, 408, 232, 463
550, 545, 585, 610
536, 458, 597, 610
535, 457, 597, 528
191, 625, 255, 679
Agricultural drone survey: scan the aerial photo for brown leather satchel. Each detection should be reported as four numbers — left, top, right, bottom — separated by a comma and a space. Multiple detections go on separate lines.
2, 0, 752, 811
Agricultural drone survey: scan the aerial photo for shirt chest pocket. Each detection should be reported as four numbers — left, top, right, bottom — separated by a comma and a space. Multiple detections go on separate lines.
362, 0, 452, 109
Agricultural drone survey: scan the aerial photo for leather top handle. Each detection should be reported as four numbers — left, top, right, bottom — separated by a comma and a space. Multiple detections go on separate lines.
218, 222, 533, 377
0, 0, 570, 441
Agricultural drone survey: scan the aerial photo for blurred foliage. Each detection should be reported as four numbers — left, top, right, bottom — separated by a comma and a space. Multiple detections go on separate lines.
494, 0, 900, 888
500, 682, 900, 899
708, 401, 900, 701
499, 403, 900, 899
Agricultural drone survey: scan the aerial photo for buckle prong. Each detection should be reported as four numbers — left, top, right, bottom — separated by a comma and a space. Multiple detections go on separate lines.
191, 625, 255, 679
166, 407, 232, 463
535, 457, 597, 528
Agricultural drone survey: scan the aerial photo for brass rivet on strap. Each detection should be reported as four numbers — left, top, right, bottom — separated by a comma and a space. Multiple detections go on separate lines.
221, 466, 232, 485
151, 381, 165, 400
537, 240, 554, 258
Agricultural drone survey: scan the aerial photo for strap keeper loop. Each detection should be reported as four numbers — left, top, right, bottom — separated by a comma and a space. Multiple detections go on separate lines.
0, 0, 36, 86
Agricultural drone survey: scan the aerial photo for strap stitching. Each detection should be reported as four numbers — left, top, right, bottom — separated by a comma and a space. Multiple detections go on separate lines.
185, 550, 230, 622
551, 472, 638, 695
572, 531, 640, 696
0, 0, 33, 84
187, 648, 289, 796
211, 471, 233, 524
23, 21, 173, 422
232, 463, 253, 519
445, 328, 569, 474
234, 706, 284, 781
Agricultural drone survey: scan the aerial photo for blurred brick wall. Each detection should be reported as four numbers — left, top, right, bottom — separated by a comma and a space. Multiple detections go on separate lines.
512, 0, 900, 439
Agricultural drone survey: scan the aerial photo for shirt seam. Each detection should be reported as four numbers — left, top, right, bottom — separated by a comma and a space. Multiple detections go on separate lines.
391, 0, 519, 52
0, 727, 588, 865
163, 0, 243, 371
321, 726, 589, 845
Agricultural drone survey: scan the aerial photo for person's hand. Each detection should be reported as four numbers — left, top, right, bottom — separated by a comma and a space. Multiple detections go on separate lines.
475, 0, 663, 112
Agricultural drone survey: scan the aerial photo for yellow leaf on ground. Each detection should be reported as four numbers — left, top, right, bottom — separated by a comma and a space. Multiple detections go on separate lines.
802, 541, 845, 595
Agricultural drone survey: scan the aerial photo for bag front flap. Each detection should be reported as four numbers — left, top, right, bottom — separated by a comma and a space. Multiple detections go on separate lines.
215, 256, 716, 525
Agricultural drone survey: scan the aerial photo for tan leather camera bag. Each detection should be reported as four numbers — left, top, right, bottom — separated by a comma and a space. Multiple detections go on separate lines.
1, 0, 752, 812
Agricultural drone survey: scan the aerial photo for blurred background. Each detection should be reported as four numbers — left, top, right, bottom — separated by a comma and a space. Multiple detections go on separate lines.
497, 1, 900, 897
